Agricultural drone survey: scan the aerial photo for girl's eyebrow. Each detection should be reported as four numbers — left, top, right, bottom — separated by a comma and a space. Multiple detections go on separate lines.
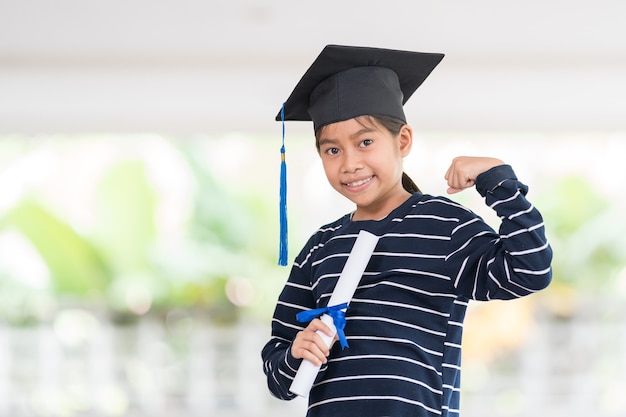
317, 137, 338, 147
350, 127, 377, 139
318, 128, 377, 147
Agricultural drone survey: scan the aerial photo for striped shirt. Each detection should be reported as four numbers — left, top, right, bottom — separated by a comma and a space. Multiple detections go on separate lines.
262, 165, 552, 416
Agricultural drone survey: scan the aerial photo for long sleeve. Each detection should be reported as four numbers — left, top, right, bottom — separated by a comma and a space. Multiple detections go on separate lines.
448, 164, 552, 300
261, 247, 327, 400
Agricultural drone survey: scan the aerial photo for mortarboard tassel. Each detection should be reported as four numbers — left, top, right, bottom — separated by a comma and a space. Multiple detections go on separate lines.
278, 103, 288, 266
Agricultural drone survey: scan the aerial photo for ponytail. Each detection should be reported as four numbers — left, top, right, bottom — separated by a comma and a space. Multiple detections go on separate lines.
402, 172, 421, 194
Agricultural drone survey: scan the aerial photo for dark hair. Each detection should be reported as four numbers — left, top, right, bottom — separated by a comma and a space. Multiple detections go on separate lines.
315, 115, 421, 194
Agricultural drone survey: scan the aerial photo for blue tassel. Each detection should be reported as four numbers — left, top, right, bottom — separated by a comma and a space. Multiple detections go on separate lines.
278, 103, 288, 266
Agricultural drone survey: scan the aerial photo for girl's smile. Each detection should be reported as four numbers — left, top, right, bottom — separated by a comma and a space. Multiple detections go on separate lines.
342, 175, 374, 190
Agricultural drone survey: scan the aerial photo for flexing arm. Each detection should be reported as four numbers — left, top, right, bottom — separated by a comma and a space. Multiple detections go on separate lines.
445, 156, 504, 194
444, 158, 552, 300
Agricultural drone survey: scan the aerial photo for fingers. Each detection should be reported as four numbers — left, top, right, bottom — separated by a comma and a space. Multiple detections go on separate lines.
447, 181, 474, 195
307, 317, 335, 337
445, 156, 504, 194
445, 159, 474, 194
291, 319, 334, 366
292, 334, 329, 366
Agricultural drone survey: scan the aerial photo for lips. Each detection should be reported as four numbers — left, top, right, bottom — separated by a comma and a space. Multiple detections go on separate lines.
343, 176, 373, 188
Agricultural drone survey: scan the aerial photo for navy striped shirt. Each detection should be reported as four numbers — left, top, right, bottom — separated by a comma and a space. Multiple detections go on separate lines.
262, 165, 552, 416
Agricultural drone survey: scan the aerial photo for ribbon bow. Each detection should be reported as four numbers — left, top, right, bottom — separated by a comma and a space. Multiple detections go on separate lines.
296, 302, 350, 349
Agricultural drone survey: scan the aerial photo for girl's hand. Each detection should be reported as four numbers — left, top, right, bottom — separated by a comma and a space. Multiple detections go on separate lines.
291, 318, 336, 366
445, 156, 504, 194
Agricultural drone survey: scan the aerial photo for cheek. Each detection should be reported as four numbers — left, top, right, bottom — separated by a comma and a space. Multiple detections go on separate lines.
321, 160, 346, 192
376, 152, 404, 179
320, 159, 336, 180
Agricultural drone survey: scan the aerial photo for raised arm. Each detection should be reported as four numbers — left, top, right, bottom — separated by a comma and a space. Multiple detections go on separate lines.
445, 160, 552, 300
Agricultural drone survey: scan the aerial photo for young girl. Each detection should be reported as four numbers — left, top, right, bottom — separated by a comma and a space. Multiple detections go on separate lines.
261, 45, 552, 417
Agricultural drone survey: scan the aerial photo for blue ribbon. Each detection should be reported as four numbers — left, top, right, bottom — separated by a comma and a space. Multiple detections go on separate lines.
296, 302, 350, 349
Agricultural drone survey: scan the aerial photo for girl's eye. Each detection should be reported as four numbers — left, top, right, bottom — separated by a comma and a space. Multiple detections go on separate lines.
360, 139, 373, 147
325, 147, 340, 155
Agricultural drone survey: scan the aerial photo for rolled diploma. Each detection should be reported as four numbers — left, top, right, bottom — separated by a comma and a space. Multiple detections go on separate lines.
289, 230, 379, 397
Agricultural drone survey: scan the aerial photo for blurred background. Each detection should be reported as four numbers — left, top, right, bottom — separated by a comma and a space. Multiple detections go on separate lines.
1, 1, 625, 416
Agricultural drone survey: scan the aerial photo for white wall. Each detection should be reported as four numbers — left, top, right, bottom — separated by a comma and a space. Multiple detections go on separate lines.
1, 0, 625, 135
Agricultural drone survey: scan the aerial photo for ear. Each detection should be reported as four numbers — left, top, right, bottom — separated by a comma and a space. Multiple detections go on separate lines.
398, 124, 413, 157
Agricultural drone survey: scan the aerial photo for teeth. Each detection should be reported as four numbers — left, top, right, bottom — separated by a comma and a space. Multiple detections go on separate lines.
346, 177, 372, 187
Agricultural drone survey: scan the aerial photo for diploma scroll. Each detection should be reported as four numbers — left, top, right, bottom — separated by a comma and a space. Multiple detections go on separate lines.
289, 230, 379, 397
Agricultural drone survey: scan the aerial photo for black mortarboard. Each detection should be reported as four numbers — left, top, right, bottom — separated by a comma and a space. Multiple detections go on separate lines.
275, 45, 444, 266
276, 44, 445, 131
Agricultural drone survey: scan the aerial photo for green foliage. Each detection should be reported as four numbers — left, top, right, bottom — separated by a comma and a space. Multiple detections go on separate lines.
91, 160, 158, 274
180, 142, 267, 253
0, 272, 53, 326
539, 176, 609, 237
537, 176, 625, 293
2, 199, 111, 294
0, 137, 307, 322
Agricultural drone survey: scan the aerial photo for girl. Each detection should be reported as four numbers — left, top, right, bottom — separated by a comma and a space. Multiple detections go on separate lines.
261, 45, 552, 417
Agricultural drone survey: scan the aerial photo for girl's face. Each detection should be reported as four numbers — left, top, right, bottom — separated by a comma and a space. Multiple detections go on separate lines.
317, 117, 413, 221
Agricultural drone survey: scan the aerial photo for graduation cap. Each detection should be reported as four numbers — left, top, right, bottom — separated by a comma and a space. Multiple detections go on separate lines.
276, 44, 445, 131
276, 45, 445, 265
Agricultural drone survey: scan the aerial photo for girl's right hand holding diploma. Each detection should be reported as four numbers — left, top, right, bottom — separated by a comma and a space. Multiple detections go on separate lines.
291, 318, 336, 366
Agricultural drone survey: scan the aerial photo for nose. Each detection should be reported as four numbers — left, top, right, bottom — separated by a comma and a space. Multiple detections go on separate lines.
341, 149, 363, 173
